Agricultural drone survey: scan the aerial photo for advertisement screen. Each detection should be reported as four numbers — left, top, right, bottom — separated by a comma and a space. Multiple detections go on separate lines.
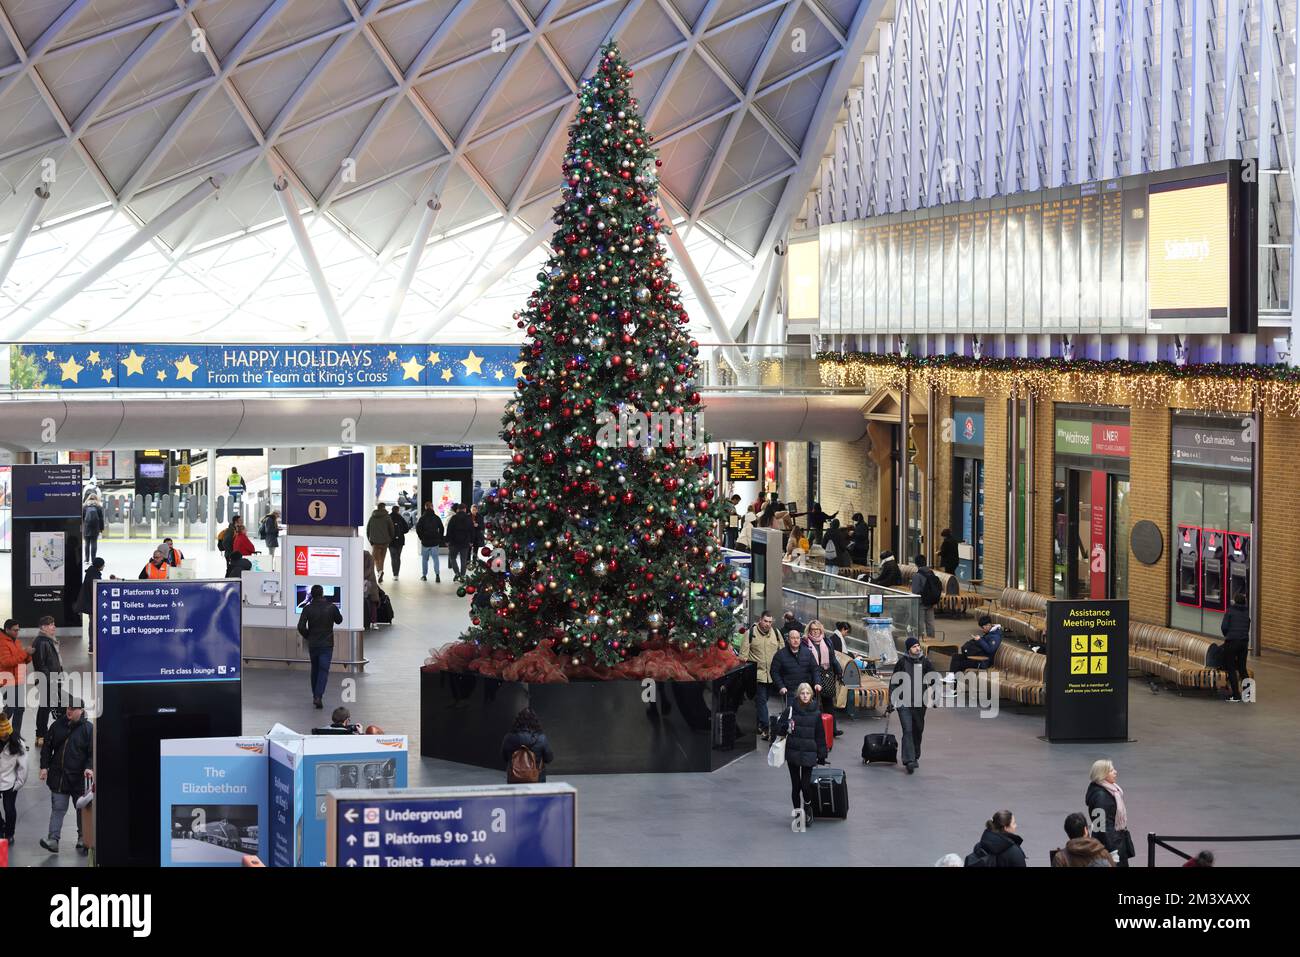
429, 480, 462, 521
295, 585, 342, 614
0, 465, 10, 552
1147, 178, 1230, 317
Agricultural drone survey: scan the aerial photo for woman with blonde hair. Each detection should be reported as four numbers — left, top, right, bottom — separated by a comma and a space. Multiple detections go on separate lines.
777, 682, 826, 825
1085, 759, 1134, 866
803, 620, 842, 737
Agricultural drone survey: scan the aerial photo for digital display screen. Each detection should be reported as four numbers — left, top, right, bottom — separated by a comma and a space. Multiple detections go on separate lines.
295, 585, 342, 614
139, 463, 166, 479
868, 595, 884, 616
294, 545, 343, 578
1147, 177, 1230, 317
726, 447, 759, 482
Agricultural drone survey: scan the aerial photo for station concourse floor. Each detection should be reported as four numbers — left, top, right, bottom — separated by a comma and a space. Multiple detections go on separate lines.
3, 539, 1299, 868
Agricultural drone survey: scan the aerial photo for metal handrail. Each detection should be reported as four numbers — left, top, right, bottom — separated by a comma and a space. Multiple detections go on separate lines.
1147, 832, 1300, 867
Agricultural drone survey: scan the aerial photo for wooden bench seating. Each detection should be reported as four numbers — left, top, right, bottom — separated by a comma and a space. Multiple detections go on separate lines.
987, 588, 1049, 644
1129, 622, 1253, 692
985, 642, 1047, 706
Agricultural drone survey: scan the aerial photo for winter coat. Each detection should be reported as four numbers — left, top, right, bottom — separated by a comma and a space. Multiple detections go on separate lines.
389, 513, 410, 550
31, 633, 62, 679
1085, 781, 1133, 864
366, 509, 395, 546
0, 745, 28, 792
415, 511, 445, 547
1221, 605, 1250, 643
445, 512, 475, 548
975, 828, 1027, 867
939, 536, 960, 574
769, 643, 822, 694
911, 567, 940, 606
231, 531, 256, 557
780, 701, 827, 768
889, 650, 938, 709
849, 522, 871, 563
873, 558, 903, 587
804, 637, 842, 681
297, 599, 344, 653
74, 566, 101, 616
0, 635, 31, 689
262, 516, 280, 549
736, 512, 757, 549
740, 623, 782, 684
41, 714, 93, 796
500, 731, 555, 783
825, 526, 851, 565
1052, 837, 1114, 867
972, 626, 1004, 659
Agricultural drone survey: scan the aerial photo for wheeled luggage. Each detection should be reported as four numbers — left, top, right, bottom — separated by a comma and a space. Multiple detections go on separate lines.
810, 767, 849, 819
820, 713, 835, 752
862, 712, 898, 764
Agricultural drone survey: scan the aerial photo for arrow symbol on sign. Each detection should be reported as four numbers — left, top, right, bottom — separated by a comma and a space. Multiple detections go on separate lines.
346, 858, 357, 866
347, 834, 357, 845
344, 809, 358, 823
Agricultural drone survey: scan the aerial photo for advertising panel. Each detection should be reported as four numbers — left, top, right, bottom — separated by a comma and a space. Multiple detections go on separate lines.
1148, 176, 1230, 319
329, 785, 576, 868
300, 736, 409, 867
160, 737, 270, 866
1046, 599, 1129, 742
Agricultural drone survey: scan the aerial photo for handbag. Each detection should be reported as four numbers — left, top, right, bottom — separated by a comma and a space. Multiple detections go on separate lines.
766, 735, 787, 767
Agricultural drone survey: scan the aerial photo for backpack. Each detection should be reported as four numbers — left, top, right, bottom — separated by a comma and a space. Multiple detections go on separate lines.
216, 529, 229, 553
964, 843, 997, 867
507, 743, 542, 784
258, 517, 270, 541
920, 569, 942, 606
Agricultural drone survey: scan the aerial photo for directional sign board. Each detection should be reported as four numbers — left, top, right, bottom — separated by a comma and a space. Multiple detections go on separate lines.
95, 579, 241, 684
326, 785, 577, 868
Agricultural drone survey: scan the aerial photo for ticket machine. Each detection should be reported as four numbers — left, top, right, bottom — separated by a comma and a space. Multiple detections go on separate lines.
1201, 529, 1226, 612
1175, 524, 1200, 607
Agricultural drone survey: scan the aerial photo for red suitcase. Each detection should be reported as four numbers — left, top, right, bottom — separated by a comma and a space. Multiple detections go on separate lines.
821, 713, 835, 752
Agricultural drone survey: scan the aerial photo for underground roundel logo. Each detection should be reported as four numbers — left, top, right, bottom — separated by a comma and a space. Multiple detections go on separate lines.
962, 416, 975, 441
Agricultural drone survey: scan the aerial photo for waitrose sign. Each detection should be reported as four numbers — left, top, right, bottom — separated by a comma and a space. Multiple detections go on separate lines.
1056, 421, 1131, 458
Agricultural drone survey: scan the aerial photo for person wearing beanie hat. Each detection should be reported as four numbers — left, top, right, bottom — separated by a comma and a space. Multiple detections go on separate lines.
888, 634, 937, 773
950, 615, 1004, 671
0, 712, 26, 845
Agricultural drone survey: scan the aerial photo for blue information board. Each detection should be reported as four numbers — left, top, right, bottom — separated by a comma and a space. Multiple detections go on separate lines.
95, 579, 241, 684
329, 786, 576, 868
283, 454, 365, 529
160, 737, 270, 867
12, 464, 84, 518
269, 736, 304, 868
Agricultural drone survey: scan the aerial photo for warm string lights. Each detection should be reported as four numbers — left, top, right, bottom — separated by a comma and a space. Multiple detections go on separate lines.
818, 353, 1292, 416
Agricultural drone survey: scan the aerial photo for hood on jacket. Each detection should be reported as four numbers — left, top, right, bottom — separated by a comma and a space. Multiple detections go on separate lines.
979, 828, 1022, 855
1058, 836, 1111, 865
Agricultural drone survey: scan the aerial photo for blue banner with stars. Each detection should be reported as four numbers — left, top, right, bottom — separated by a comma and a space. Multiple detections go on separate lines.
10, 344, 527, 391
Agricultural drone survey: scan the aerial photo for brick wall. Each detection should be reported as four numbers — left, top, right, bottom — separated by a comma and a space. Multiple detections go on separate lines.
1261, 417, 1300, 656
932, 393, 954, 554
1031, 398, 1055, 595
983, 398, 1007, 591
1127, 407, 1170, 627
782, 442, 807, 509
819, 437, 876, 529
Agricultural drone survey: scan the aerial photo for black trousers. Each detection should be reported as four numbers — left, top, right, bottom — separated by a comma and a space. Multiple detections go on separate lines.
787, 763, 814, 810
1224, 641, 1249, 698
390, 545, 403, 577
0, 787, 16, 840
898, 706, 926, 766
84, 536, 98, 563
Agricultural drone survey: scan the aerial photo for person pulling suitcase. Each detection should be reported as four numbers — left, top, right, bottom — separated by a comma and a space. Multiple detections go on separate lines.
778, 684, 826, 827
888, 636, 938, 774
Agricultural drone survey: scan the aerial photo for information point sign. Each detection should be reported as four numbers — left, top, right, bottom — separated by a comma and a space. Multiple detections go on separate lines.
326, 785, 577, 868
284, 454, 364, 529
1046, 600, 1129, 742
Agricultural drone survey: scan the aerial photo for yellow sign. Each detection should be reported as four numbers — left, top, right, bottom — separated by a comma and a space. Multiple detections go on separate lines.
1071, 656, 1089, 674
1071, 635, 1088, 654
1090, 635, 1108, 654
177, 464, 192, 484
1090, 656, 1108, 674
143, 449, 162, 457
726, 446, 759, 482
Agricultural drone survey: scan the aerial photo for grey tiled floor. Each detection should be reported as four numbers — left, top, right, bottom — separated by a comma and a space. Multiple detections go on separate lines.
4, 540, 1299, 866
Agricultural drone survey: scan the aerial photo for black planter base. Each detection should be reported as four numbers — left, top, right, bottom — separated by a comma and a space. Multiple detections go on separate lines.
420, 663, 757, 774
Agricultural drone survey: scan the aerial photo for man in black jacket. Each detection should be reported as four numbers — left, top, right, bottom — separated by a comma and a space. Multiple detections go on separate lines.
445, 504, 475, 582
298, 585, 343, 709
888, 636, 938, 774
1220, 592, 1251, 702
415, 501, 446, 583
39, 701, 93, 854
769, 630, 822, 707
31, 616, 64, 746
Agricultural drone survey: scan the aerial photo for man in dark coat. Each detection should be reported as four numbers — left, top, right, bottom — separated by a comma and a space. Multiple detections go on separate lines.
888, 636, 938, 774
39, 702, 93, 854
297, 584, 343, 709
938, 528, 960, 575
415, 501, 446, 582
444, 504, 475, 582
769, 630, 822, 707
1220, 592, 1250, 701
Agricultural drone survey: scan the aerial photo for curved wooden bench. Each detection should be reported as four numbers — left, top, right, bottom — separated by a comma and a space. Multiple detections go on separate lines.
986, 642, 1047, 706
1129, 621, 1252, 692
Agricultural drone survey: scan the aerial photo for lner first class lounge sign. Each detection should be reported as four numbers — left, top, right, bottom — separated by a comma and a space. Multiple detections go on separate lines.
1045, 600, 1129, 742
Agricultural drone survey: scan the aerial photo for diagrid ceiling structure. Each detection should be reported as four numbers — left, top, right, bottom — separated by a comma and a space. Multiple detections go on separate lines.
0, 0, 881, 344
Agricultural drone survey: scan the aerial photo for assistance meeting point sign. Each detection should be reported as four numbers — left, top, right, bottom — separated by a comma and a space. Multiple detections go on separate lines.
326, 785, 576, 868
1045, 599, 1129, 742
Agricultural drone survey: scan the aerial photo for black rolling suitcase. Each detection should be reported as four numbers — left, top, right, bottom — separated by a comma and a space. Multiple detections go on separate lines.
810, 767, 849, 819
376, 588, 394, 625
862, 712, 898, 764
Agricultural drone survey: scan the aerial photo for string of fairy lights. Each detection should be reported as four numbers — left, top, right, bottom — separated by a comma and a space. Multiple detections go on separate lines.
817, 353, 1300, 416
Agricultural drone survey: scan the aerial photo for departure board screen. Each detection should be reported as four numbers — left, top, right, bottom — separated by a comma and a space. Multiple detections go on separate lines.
900, 214, 915, 330
1122, 182, 1147, 330
1040, 193, 1060, 329
972, 205, 989, 330
1059, 187, 1081, 331
1100, 181, 1124, 330
1005, 202, 1025, 328
943, 210, 959, 331
989, 202, 1007, 332
1022, 201, 1042, 330
1078, 183, 1101, 330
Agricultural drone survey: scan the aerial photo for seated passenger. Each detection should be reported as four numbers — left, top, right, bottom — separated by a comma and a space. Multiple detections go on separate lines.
950, 615, 1003, 671
871, 551, 902, 588
1051, 812, 1113, 867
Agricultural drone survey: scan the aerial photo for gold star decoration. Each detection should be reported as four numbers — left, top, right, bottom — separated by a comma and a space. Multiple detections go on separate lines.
460, 350, 484, 376
493, 369, 505, 381
101, 367, 113, 383
156, 369, 168, 381
440, 367, 454, 382
59, 355, 84, 382
122, 349, 146, 376
386, 350, 398, 362
173, 354, 199, 381
426, 351, 441, 366
87, 350, 101, 365
512, 360, 528, 379
400, 355, 425, 381
44, 350, 54, 361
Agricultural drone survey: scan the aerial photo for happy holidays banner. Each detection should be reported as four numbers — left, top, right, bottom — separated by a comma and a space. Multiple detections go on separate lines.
9, 343, 526, 391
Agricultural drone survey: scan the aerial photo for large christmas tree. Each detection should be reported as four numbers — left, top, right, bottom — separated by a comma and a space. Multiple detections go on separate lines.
454, 42, 744, 674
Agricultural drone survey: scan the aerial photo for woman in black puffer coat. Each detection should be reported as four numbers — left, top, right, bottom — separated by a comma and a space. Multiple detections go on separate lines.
779, 683, 827, 824
971, 809, 1027, 866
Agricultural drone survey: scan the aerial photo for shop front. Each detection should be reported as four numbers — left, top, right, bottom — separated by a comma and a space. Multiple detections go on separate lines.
1169, 412, 1253, 637
1052, 406, 1131, 600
